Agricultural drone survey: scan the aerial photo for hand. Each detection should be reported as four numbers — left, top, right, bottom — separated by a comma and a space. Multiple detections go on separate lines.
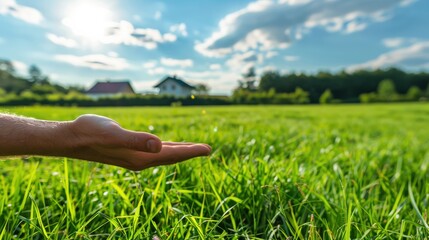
66, 114, 211, 171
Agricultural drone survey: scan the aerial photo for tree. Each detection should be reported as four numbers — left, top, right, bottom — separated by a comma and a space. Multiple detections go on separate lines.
319, 89, 333, 104
0, 88, 6, 97
28, 65, 49, 84
406, 86, 422, 100
194, 83, 210, 95
292, 87, 310, 104
259, 70, 281, 91
0, 59, 15, 75
377, 79, 397, 100
238, 67, 257, 91
0, 64, 31, 93
426, 83, 429, 97
30, 84, 58, 95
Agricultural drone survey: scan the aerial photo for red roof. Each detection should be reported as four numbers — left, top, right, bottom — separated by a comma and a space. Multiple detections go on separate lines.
87, 81, 135, 94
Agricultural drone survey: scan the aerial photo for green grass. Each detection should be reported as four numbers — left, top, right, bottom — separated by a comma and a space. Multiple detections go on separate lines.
1, 103, 429, 239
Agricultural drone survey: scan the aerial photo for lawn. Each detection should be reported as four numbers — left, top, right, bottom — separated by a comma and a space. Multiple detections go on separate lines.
1, 103, 429, 239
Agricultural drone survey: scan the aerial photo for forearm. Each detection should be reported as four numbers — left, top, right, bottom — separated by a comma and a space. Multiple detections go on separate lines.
0, 114, 74, 157
0, 113, 211, 170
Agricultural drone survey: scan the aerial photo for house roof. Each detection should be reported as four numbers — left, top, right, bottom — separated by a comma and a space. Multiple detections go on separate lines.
153, 76, 195, 89
87, 81, 135, 94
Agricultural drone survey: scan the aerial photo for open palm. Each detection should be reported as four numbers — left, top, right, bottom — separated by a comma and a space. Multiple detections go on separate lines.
67, 114, 211, 170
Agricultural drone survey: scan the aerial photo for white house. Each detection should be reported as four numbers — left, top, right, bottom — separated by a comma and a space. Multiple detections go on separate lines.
86, 81, 135, 99
153, 75, 195, 97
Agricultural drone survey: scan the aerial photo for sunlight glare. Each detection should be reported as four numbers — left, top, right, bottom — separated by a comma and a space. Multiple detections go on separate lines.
62, 2, 113, 41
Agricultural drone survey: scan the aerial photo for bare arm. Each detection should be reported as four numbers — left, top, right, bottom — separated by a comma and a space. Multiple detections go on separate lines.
0, 113, 211, 170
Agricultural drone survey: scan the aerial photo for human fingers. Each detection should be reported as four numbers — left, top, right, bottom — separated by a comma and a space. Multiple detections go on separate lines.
70, 143, 211, 170
109, 127, 162, 153
139, 144, 211, 167
162, 141, 212, 151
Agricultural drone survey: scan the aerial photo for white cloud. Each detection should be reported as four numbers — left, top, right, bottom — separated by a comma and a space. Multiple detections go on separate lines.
101, 21, 177, 49
46, 33, 78, 48
382, 38, 404, 48
0, 0, 43, 24
146, 67, 187, 77
180, 70, 240, 95
11, 60, 28, 75
347, 41, 429, 71
400, 0, 417, 6
284, 55, 299, 62
381, 37, 419, 48
55, 54, 130, 71
278, 0, 313, 5
195, 0, 413, 57
132, 80, 160, 93
344, 21, 367, 33
209, 64, 222, 70
48, 73, 59, 81
163, 33, 177, 42
226, 51, 264, 71
170, 23, 188, 37
266, 51, 278, 59
154, 11, 162, 20
160, 58, 193, 68
61, 18, 177, 49
148, 67, 166, 75
261, 65, 277, 72
143, 61, 157, 69
133, 14, 142, 22
107, 51, 118, 57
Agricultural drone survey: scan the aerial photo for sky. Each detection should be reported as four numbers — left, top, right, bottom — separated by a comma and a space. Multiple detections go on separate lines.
1, 0, 429, 95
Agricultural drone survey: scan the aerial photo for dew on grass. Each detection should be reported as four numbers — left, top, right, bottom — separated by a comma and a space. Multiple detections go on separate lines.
263, 155, 270, 161
333, 163, 341, 174
299, 164, 305, 175
247, 138, 256, 146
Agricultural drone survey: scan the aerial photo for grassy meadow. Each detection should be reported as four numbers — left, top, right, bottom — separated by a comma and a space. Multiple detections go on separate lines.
1, 103, 429, 239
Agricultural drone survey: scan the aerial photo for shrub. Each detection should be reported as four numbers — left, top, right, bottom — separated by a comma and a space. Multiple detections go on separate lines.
319, 89, 333, 104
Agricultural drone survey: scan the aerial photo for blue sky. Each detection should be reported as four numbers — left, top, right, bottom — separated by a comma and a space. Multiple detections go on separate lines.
1, 0, 429, 95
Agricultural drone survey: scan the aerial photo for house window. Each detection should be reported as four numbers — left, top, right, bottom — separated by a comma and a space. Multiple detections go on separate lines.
172, 85, 176, 90
161, 86, 166, 90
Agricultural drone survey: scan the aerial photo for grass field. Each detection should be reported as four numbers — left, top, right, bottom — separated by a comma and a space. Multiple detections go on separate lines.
1, 103, 429, 239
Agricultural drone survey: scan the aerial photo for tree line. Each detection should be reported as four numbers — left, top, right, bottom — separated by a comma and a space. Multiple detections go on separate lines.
234, 67, 429, 104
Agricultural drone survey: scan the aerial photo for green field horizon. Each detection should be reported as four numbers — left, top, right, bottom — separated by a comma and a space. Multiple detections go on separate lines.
1, 103, 429, 239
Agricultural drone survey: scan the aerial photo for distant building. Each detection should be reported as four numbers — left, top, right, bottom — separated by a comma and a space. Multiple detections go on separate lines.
86, 80, 135, 99
153, 75, 195, 97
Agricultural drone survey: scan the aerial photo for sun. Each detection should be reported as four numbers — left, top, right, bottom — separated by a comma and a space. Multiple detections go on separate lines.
62, 2, 113, 41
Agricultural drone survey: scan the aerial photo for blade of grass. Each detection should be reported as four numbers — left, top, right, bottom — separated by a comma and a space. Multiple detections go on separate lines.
408, 181, 429, 230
